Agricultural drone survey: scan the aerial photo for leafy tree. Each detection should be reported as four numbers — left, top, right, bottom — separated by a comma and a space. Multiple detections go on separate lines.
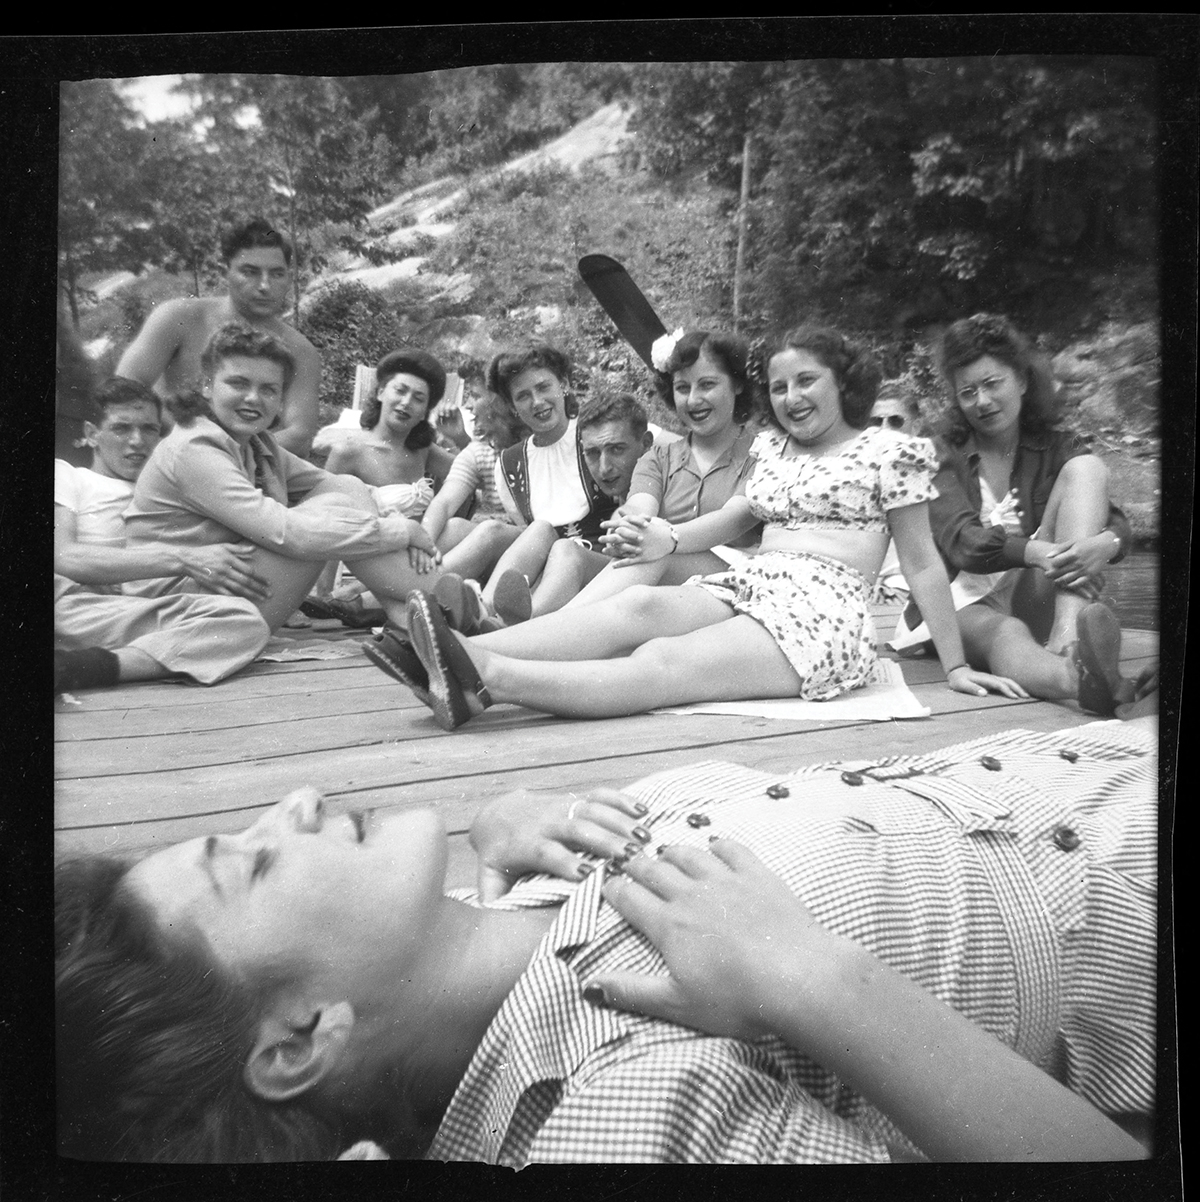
58, 80, 158, 325
173, 75, 394, 320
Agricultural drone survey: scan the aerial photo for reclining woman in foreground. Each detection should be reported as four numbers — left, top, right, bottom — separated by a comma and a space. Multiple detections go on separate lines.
56, 722, 1155, 1162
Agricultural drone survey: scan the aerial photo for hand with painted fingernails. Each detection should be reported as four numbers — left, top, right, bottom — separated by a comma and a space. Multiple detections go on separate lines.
584, 840, 841, 1042
469, 786, 652, 902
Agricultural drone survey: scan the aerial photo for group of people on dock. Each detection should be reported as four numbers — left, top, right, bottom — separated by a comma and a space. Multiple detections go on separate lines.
55, 218, 1160, 1167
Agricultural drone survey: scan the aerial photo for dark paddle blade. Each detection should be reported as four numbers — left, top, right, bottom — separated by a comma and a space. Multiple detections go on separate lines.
578, 254, 669, 370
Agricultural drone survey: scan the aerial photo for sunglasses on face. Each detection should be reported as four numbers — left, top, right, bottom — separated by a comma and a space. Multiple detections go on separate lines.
868, 413, 907, 430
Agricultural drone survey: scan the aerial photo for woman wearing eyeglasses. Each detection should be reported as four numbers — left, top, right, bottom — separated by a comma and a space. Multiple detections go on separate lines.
894, 313, 1133, 715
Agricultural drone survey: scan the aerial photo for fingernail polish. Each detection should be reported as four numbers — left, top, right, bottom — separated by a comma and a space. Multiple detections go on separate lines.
654, 843, 670, 856
708, 834, 720, 843
632, 802, 648, 816
623, 842, 641, 858
576, 862, 595, 879
608, 857, 627, 876
632, 826, 651, 843
582, 984, 606, 1006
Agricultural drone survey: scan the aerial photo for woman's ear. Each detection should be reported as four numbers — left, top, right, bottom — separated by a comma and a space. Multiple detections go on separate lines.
244, 1001, 355, 1102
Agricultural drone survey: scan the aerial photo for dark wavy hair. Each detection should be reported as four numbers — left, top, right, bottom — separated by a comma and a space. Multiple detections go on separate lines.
651, 330, 754, 424
87, 377, 163, 425
763, 326, 882, 430
56, 857, 346, 1162
360, 350, 447, 451
576, 391, 649, 440
934, 313, 1061, 446
485, 344, 575, 419
221, 217, 293, 267
169, 325, 297, 429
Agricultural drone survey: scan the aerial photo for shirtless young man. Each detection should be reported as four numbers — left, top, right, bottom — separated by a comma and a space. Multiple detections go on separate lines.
116, 218, 322, 457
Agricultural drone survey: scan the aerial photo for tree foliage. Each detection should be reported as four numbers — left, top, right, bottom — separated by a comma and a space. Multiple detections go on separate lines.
58, 81, 159, 325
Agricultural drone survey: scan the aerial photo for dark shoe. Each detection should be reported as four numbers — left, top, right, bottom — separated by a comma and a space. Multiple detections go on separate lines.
433, 573, 488, 635
1074, 603, 1123, 717
1115, 661, 1159, 720
406, 591, 493, 731
362, 627, 431, 706
324, 597, 387, 629
492, 569, 533, 627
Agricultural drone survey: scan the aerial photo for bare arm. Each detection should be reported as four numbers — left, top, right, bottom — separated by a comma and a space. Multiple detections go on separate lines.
592, 842, 1147, 1163
271, 339, 321, 458
889, 502, 1027, 698
114, 299, 191, 388
609, 495, 757, 566
54, 505, 271, 600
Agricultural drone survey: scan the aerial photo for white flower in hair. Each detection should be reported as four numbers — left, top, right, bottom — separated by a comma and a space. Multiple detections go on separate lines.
651, 328, 685, 372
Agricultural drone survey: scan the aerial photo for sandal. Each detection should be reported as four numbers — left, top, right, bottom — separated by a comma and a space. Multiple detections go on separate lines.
1074, 603, 1123, 717
362, 627, 431, 706
302, 596, 387, 630
406, 591, 493, 730
492, 569, 533, 627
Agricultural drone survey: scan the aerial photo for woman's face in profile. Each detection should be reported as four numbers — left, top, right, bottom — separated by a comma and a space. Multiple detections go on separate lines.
124, 790, 448, 1010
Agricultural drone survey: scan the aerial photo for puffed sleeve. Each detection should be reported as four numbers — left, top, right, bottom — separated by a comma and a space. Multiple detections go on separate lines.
878, 432, 938, 511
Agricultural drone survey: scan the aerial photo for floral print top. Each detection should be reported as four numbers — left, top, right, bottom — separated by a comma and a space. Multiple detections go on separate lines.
744, 426, 938, 533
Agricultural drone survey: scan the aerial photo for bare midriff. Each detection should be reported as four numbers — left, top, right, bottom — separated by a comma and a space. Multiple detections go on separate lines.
759, 525, 890, 582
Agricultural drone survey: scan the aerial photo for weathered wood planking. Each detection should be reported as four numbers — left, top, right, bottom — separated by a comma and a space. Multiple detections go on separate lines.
55, 614, 1158, 894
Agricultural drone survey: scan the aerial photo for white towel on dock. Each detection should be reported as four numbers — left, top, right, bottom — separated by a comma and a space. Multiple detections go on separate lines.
655, 658, 930, 721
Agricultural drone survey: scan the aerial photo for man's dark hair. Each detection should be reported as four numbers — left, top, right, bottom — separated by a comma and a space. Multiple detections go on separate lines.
576, 392, 649, 440
651, 330, 755, 424
764, 326, 882, 430
221, 218, 293, 267
56, 857, 345, 1162
86, 377, 163, 426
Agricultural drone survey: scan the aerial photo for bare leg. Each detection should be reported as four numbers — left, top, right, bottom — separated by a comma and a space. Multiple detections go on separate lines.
1035, 455, 1112, 652
565, 550, 729, 609
528, 540, 609, 616
435, 516, 478, 554
958, 603, 1076, 700
467, 613, 801, 718
473, 584, 734, 661
480, 521, 559, 609
440, 519, 522, 582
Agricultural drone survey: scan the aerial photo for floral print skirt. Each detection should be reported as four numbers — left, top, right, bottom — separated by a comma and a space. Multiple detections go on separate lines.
688, 550, 877, 701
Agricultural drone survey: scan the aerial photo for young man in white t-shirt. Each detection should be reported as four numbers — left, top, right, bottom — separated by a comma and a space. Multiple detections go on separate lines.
54, 378, 273, 691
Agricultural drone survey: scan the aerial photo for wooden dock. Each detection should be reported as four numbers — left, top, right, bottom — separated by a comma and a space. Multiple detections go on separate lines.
54, 608, 1159, 891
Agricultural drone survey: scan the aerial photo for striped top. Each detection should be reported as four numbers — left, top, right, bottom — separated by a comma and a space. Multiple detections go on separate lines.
431, 723, 1157, 1164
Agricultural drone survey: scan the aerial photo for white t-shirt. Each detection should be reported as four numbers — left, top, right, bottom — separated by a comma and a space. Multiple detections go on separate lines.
494, 419, 591, 529
54, 459, 134, 546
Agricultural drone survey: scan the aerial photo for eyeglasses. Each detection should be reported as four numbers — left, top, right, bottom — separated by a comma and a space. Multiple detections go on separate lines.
867, 414, 907, 430
955, 377, 1007, 405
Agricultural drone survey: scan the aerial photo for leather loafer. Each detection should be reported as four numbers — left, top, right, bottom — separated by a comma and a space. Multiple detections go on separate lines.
492, 569, 533, 626
363, 627, 431, 706
407, 591, 493, 731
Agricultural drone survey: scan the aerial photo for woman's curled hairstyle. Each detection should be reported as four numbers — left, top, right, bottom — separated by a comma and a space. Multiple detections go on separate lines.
486, 343, 573, 408
55, 857, 344, 1162
935, 313, 1060, 445
168, 324, 296, 429
766, 326, 882, 429
652, 330, 755, 424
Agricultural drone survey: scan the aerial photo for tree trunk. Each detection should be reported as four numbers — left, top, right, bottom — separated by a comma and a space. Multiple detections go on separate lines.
733, 130, 753, 332
63, 244, 80, 328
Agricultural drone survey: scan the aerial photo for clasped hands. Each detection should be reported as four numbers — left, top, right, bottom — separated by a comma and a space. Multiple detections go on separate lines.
599, 510, 676, 566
